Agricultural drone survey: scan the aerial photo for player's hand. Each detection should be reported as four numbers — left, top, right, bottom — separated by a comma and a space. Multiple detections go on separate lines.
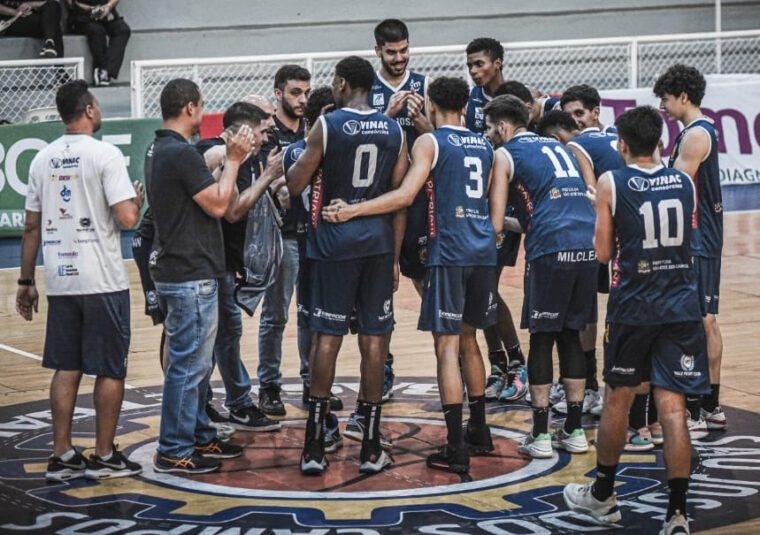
265, 146, 284, 172
322, 199, 353, 223
386, 91, 410, 118
17, 3, 33, 16
276, 185, 291, 209
132, 181, 145, 209
393, 262, 400, 292
270, 176, 287, 191
225, 124, 255, 163
406, 92, 424, 118
15, 285, 38, 321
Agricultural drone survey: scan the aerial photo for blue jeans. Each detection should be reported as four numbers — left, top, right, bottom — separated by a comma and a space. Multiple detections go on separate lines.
156, 279, 219, 458
210, 272, 254, 411
257, 238, 299, 388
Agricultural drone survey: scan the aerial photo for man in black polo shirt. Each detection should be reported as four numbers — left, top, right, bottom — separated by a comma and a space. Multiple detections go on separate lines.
146, 79, 254, 474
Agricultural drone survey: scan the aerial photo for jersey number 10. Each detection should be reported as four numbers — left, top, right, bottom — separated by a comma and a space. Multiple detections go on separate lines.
639, 199, 684, 249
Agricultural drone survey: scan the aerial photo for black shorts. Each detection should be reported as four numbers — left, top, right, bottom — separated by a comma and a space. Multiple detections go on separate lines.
521, 251, 598, 333
309, 254, 394, 336
418, 265, 498, 334
131, 233, 164, 325
497, 231, 522, 267
399, 192, 428, 281
43, 290, 131, 379
296, 239, 311, 329
603, 321, 710, 394
694, 256, 721, 315
597, 262, 610, 294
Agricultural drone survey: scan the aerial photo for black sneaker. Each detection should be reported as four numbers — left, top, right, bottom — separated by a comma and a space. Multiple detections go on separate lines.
46, 449, 87, 481
194, 439, 243, 459
228, 405, 281, 432
206, 404, 229, 423
465, 421, 494, 455
259, 386, 286, 416
85, 446, 142, 480
426, 444, 469, 473
302, 382, 343, 411
153, 453, 220, 474
300, 440, 328, 475
39, 39, 57, 58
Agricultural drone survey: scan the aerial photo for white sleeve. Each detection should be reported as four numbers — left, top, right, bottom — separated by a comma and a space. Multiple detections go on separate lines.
24, 153, 43, 212
101, 144, 136, 207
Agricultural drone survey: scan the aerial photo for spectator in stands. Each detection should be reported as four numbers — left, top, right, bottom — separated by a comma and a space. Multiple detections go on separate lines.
66, 0, 130, 86
0, 0, 64, 58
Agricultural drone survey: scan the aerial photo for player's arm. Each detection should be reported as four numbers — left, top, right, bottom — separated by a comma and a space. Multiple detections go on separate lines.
225, 148, 284, 223
390, 136, 411, 291
594, 171, 615, 263
287, 121, 324, 196
322, 135, 430, 223
16, 210, 41, 321
568, 143, 597, 190
489, 150, 507, 236
672, 127, 710, 183
494, 147, 523, 233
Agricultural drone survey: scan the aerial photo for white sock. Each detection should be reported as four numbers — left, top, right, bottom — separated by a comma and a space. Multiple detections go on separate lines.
60, 449, 76, 462
100, 451, 113, 461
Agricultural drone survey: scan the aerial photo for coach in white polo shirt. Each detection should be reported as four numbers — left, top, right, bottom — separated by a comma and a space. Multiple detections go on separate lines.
16, 80, 144, 482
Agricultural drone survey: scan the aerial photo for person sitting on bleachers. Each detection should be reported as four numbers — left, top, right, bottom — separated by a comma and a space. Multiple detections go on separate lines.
66, 0, 130, 86
0, 0, 64, 58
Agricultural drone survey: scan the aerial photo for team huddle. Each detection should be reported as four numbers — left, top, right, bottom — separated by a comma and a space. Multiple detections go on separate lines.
15, 17, 723, 535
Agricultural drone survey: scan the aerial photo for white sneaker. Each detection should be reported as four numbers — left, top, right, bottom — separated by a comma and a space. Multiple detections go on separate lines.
563, 482, 622, 524
687, 415, 708, 440
359, 448, 392, 474
518, 432, 553, 458
701, 406, 726, 430
549, 382, 566, 405
648, 421, 664, 445
552, 428, 589, 453
624, 426, 655, 451
586, 389, 604, 415
660, 510, 689, 534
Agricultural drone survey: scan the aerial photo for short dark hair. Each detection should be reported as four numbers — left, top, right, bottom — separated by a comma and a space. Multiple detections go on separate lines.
536, 110, 579, 137
222, 101, 267, 130
495, 80, 534, 104
55, 80, 95, 124
615, 105, 663, 157
427, 77, 470, 113
305, 86, 334, 127
335, 56, 374, 93
274, 65, 311, 91
560, 84, 601, 111
466, 37, 504, 63
374, 19, 409, 46
483, 95, 529, 128
653, 64, 706, 106
160, 78, 201, 120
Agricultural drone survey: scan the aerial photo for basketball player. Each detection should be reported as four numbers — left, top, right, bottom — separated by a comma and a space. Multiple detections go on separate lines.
323, 76, 506, 473
560, 84, 616, 133
655, 64, 724, 435
484, 95, 597, 459
563, 105, 706, 535
287, 56, 407, 475
495, 80, 559, 131
465, 37, 505, 134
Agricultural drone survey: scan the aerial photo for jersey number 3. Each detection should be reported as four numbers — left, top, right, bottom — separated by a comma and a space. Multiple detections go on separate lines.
464, 156, 484, 199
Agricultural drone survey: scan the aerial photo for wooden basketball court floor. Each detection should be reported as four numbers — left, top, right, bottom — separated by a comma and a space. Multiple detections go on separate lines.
1, 210, 759, 533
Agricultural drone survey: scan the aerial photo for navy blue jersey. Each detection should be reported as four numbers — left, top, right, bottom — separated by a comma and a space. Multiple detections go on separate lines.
465, 85, 492, 134
607, 164, 701, 325
603, 125, 617, 135
425, 126, 496, 267
502, 132, 595, 261
282, 139, 312, 235
307, 108, 404, 261
669, 117, 723, 258
568, 127, 624, 179
369, 70, 427, 147
541, 97, 560, 115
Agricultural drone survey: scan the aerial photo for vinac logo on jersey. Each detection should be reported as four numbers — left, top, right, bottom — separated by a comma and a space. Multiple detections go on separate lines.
343, 120, 362, 135
291, 147, 304, 161
628, 176, 650, 192
448, 134, 462, 147
342, 119, 389, 136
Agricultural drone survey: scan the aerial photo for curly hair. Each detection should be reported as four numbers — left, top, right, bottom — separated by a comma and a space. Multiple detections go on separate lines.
466, 37, 504, 63
427, 77, 470, 113
653, 64, 706, 106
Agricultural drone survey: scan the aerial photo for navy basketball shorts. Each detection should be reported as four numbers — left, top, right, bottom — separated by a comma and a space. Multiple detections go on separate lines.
296, 240, 312, 329
131, 233, 164, 325
597, 262, 610, 294
497, 231, 522, 267
521, 251, 598, 333
43, 290, 131, 379
603, 321, 710, 395
399, 193, 428, 281
309, 253, 394, 336
694, 256, 721, 315
418, 265, 498, 334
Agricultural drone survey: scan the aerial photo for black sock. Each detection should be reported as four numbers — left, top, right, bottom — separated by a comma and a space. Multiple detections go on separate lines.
468, 395, 486, 428
506, 344, 526, 366
648, 390, 658, 425
489, 349, 508, 369
702, 384, 720, 412
386, 352, 394, 366
667, 478, 689, 521
592, 463, 618, 501
533, 406, 549, 436
584, 349, 598, 390
306, 397, 329, 444
686, 395, 702, 420
443, 403, 463, 448
629, 394, 648, 430
564, 401, 583, 433
359, 400, 382, 447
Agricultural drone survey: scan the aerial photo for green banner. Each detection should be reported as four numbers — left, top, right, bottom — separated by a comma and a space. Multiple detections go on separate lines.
0, 118, 161, 237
